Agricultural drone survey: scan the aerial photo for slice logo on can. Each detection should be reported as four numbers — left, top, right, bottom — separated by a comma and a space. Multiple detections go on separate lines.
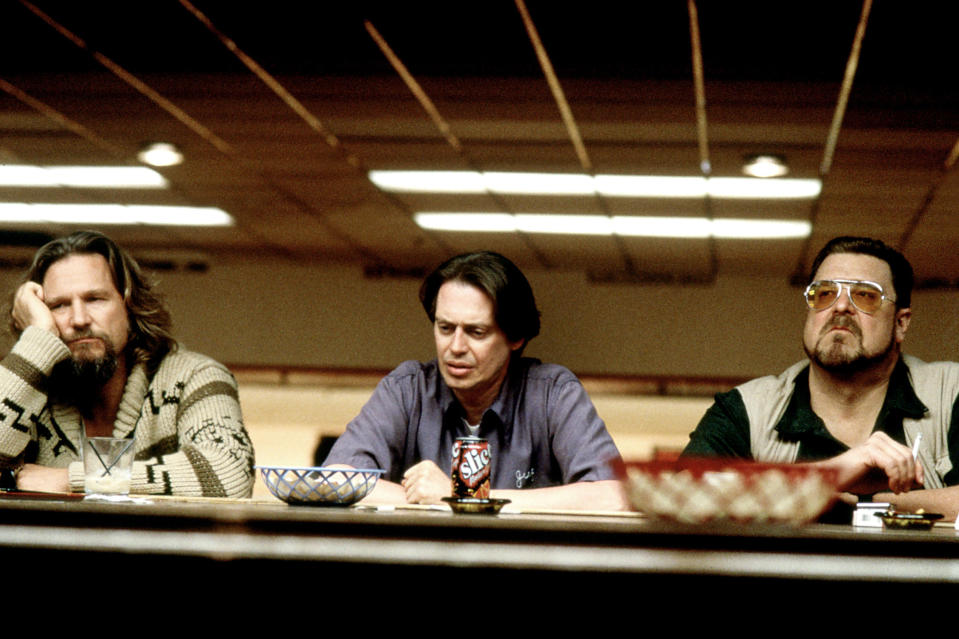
451, 437, 491, 499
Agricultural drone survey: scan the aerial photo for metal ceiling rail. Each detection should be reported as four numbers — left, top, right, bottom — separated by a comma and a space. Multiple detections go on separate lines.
0, 77, 125, 157
0, 75, 251, 254
820, 0, 872, 179
17, 1, 235, 156
947, 138, 959, 172
178, 0, 450, 264
792, 0, 873, 283
515, 0, 640, 275
0, 78, 290, 258
514, 0, 591, 174
686, 0, 717, 281
365, 18, 552, 268
687, 0, 710, 181
178, 0, 354, 166
364, 20, 463, 157
16, 0, 390, 264
14, 0, 310, 259
897, 135, 959, 252
0, 75, 184, 248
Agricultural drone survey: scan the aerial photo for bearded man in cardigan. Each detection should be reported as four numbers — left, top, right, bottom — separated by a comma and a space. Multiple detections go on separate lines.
0, 231, 254, 497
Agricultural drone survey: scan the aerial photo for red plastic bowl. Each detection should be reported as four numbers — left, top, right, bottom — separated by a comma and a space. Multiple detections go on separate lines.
616, 457, 839, 525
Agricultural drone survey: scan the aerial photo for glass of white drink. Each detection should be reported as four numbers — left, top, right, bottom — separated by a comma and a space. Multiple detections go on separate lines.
84, 437, 135, 496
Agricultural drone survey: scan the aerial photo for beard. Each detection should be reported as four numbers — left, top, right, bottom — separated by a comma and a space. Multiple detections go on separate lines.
804, 315, 896, 376
50, 334, 121, 412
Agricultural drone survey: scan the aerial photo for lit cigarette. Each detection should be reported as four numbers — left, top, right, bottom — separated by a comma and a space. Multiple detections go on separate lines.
912, 432, 923, 460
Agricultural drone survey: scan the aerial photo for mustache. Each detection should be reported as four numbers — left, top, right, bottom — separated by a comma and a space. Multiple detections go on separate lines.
820, 315, 861, 339
66, 331, 115, 351
67, 330, 106, 342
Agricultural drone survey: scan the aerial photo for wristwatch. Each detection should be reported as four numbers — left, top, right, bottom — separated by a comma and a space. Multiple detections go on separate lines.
0, 457, 23, 490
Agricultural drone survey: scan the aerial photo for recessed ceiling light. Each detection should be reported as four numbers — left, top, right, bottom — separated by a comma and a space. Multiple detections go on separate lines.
137, 142, 184, 167
369, 170, 819, 199
742, 154, 789, 178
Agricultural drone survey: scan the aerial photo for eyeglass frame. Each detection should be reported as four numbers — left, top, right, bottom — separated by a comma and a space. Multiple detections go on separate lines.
803, 279, 897, 315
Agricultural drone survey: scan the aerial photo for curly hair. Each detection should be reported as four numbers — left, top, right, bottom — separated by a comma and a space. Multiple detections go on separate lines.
9, 230, 176, 373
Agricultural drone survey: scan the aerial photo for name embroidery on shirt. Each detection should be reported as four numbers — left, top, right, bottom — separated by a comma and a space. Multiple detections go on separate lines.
514, 468, 535, 488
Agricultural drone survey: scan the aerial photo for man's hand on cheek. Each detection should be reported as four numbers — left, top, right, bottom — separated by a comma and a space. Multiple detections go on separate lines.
12, 283, 58, 336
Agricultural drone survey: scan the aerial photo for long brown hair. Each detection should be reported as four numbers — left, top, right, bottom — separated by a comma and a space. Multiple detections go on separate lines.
10, 231, 176, 373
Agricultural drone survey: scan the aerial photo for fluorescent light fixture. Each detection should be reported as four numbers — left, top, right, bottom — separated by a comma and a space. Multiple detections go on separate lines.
710, 218, 809, 239
0, 203, 233, 226
593, 175, 712, 197
484, 172, 597, 195
0, 164, 168, 188
414, 212, 810, 239
369, 170, 821, 199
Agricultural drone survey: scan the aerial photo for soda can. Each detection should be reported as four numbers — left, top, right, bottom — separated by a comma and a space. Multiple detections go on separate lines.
451, 436, 491, 499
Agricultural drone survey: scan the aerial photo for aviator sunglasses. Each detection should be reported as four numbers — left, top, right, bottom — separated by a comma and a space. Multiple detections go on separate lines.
803, 279, 896, 314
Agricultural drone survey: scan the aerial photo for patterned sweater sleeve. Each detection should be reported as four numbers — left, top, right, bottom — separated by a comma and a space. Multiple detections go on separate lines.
67, 351, 255, 498
0, 327, 71, 462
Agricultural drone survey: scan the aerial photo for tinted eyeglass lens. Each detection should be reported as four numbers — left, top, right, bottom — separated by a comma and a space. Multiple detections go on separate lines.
806, 282, 840, 310
848, 283, 883, 312
805, 281, 884, 313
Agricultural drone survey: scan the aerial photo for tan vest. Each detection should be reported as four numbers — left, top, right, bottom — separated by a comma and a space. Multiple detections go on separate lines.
739, 354, 959, 490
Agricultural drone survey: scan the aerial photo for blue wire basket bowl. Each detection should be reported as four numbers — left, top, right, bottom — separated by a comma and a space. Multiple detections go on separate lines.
257, 466, 384, 506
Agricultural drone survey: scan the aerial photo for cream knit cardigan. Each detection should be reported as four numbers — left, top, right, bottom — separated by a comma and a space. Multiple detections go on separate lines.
0, 326, 254, 497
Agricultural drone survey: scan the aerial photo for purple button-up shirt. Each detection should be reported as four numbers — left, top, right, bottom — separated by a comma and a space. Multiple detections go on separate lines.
325, 358, 622, 488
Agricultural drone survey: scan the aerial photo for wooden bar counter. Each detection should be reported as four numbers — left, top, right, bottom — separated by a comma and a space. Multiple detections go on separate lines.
4, 492, 959, 615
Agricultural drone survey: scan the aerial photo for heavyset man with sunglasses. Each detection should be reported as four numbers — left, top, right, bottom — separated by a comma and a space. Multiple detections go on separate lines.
684, 236, 959, 519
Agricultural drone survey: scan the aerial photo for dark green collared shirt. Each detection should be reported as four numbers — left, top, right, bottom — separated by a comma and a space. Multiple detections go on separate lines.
684, 358, 959, 485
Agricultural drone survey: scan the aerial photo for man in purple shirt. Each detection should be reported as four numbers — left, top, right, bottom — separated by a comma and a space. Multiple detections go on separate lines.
324, 251, 626, 510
